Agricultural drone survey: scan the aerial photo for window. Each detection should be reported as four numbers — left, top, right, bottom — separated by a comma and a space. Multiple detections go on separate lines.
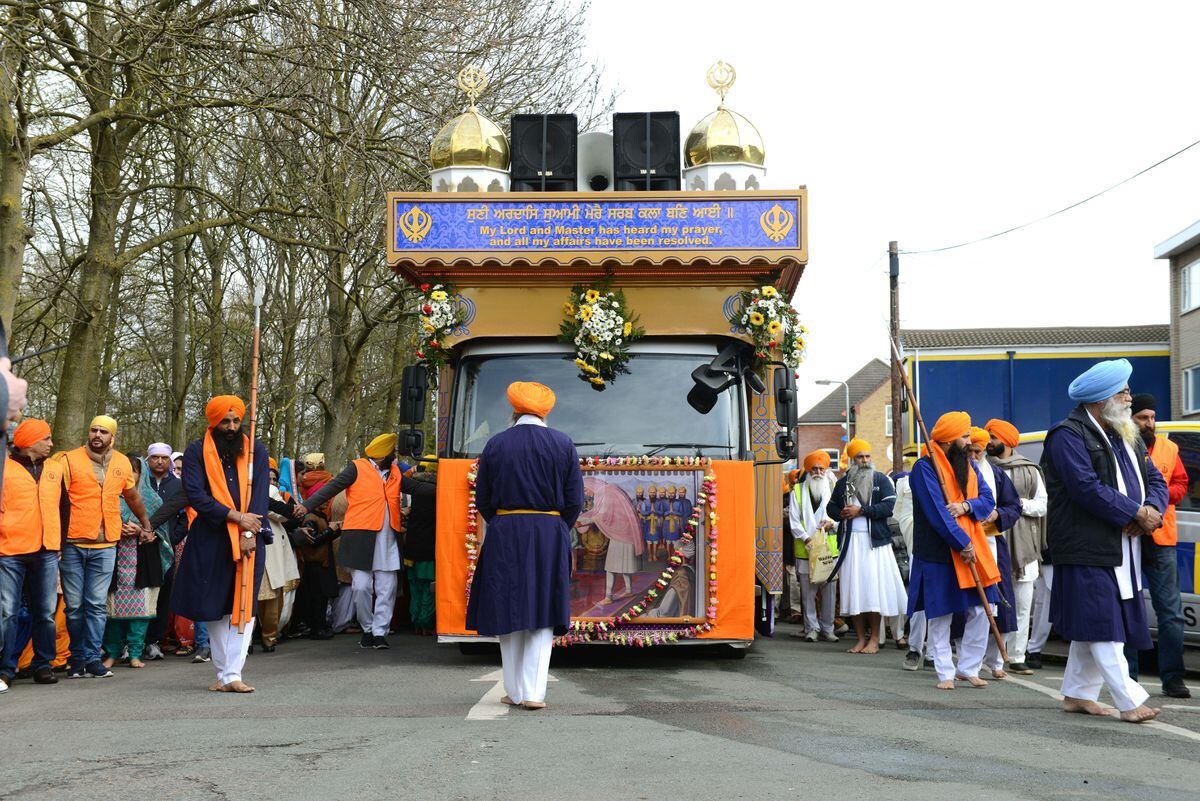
1167, 431, 1200, 511
885, 403, 893, 437
1182, 258, 1200, 313
1184, 366, 1200, 414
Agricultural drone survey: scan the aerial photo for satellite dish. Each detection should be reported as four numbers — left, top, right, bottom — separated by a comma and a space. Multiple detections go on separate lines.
576, 131, 614, 192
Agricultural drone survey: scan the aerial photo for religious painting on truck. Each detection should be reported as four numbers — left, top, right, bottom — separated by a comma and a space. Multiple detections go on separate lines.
568, 466, 707, 623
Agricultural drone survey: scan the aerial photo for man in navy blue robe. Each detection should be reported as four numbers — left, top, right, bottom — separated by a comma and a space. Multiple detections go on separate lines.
466, 381, 582, 711
907, 412, 998, 689
1042, 359, 1166, 723
171, 395, 269, 694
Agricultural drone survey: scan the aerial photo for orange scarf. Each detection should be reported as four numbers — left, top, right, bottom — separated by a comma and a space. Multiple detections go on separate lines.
202, 430, 254, 627
925, 446, 1001, 590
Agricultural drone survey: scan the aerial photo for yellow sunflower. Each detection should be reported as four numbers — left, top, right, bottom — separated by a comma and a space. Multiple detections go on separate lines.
761, 286, 778, 298
599, 352, 613, 360
578, 305, 593, 322
767, 320, 781, 335
430, 290, 448, 302
584, 364, 600, 375
563, 302, 576, 316
574, 358, 589, 370
623, 321, 632, 337
584, 289, 601, 303
589, 376, 605, 386
748, 311, 765, 326
423, 323, 436, 334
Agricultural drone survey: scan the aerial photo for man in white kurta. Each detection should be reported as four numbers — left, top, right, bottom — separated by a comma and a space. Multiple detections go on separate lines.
788, 450, 838, 642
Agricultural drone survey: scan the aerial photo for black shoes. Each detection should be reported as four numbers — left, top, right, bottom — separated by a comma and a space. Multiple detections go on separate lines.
84, 661, 113, 678
359, 632, 375, 649
1008, 662, 1035, 675
373, 636, 390, 650
261, 644, 276, 653
307, 627, 334, 640
33, 667, 58, 684
1163, 678, 1192, 699
1025, 652, 1043, 669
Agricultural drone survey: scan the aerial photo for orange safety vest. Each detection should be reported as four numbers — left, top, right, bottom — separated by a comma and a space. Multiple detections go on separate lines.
0, 457, 64, 555
62, 447, 132, 543
1149, 434, 1179, 547
342, 458, 403, 532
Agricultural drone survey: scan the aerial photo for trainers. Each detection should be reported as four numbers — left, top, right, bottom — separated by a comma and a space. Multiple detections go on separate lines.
33, 667, 58, 685
1008, 662, 1035, 675
1163, 678, 1192, 699
144, 644, 164, 661
818, 631, 840, 643
804, 631, 818, 643
1025, 652, 1043, 670
903, 650, 921, 671
66, 664, 86, 679
373, 636, 390, 650
359, 632, 375, 649
192, 647, 211, 664
85, 662, 114, 678
0, 676, 7, 693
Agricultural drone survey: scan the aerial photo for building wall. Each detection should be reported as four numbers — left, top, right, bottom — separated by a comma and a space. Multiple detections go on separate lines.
796, 424, 844, 466
855, 381, 892, 464
1173, 242, 1200, 419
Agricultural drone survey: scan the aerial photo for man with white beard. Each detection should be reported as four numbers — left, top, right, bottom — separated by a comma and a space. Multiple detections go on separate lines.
827, 439, 906, 654
1041, 359, 1167, 723
788, 450, 839, 642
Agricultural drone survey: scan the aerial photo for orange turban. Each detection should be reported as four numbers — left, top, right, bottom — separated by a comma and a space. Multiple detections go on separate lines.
506, 382, 556, 417
268, 457, 278, 471
12, 419, 51, 449
969, 426, 990, 447
205, 395, 246, 428
803, 450, 831, 472
846, 438, 871, 459
985, 418, 1020, 449
930, 411, 971, 443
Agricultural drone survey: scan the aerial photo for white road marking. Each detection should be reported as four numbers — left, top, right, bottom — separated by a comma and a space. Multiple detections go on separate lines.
1005, 674, 1200, 742
465, 670, 558, 721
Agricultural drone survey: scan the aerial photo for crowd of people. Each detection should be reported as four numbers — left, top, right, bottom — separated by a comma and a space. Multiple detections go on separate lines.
782, 358, 1191, 723
0, 395, 439, 695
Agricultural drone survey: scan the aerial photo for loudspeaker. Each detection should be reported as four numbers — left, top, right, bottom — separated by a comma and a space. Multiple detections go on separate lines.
510, 114, 577, 192
612, 111, 680, 191
576, 131, 614, 192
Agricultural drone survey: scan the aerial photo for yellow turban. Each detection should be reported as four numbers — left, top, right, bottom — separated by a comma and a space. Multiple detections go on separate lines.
803, 450, 831, 472
985, 418, 1020, 449
506, 381, 556, 417
365, 433, 398, 459
969, 426, 990, 447
89, 415, 118, 436
205, 395, 246, 428
930, 411, 971, 443
846, 438, 871, 459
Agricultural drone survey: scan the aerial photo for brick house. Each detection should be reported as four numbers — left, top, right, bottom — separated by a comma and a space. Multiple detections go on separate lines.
796, 359, 893, 469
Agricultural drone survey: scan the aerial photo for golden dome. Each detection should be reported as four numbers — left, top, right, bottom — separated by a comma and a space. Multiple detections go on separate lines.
684, 105, 765, 167
429, 107, 510, 170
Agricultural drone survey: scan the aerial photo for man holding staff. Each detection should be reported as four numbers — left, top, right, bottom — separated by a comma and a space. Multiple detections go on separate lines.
171, 396, 270, 694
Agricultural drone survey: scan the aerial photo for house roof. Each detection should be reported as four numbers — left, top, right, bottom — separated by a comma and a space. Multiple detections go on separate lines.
1154, 219, 1200, 260
901, 325, 1169, 350
799, 358, 891, 424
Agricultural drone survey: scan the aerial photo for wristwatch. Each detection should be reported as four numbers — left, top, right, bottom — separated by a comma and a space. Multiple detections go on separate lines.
242, 531, 255, 539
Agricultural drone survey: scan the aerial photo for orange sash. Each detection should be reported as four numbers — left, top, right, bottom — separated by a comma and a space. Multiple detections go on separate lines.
202, 430, 254, 627
925, 446, 1001, 590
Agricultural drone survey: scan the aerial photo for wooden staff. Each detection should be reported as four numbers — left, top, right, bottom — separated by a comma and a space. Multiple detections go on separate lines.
890, 338, 1007, 662
239, 286, 265, 633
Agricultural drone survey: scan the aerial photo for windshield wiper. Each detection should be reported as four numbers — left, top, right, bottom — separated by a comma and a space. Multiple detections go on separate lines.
573, 441, 607, 448
644, 442, 733, 457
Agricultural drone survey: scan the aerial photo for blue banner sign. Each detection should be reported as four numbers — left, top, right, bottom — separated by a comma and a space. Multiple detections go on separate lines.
386, 191, 805, 266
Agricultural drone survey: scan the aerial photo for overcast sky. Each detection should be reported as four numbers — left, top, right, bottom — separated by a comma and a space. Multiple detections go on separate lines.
584, 1, 1200, 410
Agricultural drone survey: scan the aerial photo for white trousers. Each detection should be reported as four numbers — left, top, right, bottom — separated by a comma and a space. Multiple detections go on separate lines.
351, 569, 399, 636
928, 607, 990, 681
329, 584, 356, 631
208, 615, 254, 686
926, 614, 957, 681
784, 565, 804, 616
605, 572, 632, 598
1006, 579, 1035, 664
279, 589, 296, 632
908, 610, 927, 658
797, 572, 836, 634
498, 627, 554, 704
1028, 564, 1054, 654
1062, 640, 1150, 712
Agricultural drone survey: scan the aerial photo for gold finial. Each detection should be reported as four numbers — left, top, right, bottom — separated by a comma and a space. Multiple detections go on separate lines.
457, 65, 489, 109
706, 60, 736, 106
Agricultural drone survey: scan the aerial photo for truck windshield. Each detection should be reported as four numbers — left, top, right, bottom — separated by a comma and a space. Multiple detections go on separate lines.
450, 352, 740, 458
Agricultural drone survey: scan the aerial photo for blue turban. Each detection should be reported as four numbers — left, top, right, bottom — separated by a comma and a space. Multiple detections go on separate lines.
1068, 359, 1132, 403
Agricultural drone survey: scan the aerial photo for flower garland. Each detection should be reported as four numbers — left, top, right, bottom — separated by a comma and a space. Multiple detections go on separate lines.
729, 284, 807, 376
463, 457, 720, 648
559, 283, 644, 391
414, 282, 466, 382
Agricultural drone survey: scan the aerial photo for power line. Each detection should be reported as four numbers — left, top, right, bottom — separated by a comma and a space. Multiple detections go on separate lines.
900, 134, 1200, 256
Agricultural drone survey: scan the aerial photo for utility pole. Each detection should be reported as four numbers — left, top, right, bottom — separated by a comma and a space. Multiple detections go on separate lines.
889, 241, 903, 474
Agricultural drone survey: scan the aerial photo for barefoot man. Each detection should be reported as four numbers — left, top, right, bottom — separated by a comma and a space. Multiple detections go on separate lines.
171, 395, 270, 694
1041, 359, 1166, 723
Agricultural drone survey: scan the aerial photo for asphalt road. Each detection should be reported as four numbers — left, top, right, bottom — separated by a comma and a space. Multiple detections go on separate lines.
4, 623, 1199, 801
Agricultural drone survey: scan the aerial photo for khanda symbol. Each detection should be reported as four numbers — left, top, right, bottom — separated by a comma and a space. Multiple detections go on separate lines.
398, 205, 433, 244
759, 203, 795, 244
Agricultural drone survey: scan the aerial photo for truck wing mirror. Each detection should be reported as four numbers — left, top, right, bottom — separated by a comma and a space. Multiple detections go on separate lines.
399, 365, 429, 426
401, 429, 425, 459
773, 366, 798, 430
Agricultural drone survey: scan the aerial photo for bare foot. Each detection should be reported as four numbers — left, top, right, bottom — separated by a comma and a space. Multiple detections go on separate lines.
847, 641, 866, 654
207, 681, 224, 692
990, 669, 1007, 680
861, 641, 880, 655
1119, 705, 1161, 723
500, 695, 519, 706
224, 680, 255, 693
129, 659, 145, 669
522, 701, 546, 710
1062, 697, 1109, 716
600, 597, 613, 605
956, 674, 988, 688
102, 658, 115, 669
936, 679, 956, 690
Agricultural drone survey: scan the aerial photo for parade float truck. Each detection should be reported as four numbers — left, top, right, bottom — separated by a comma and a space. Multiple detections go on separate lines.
387, 187, 807, 653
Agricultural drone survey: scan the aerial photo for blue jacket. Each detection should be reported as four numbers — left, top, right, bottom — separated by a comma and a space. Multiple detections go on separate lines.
827, 470, 897, 548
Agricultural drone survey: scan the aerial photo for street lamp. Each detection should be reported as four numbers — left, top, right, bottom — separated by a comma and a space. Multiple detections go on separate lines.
815, 379, 851, 446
